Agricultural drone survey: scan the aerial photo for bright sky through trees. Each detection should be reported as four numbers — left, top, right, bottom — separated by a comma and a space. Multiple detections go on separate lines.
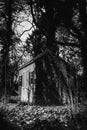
14, 11, 34, 42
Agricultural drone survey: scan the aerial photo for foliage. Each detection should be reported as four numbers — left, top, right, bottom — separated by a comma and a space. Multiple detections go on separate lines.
0, 102, 87, 130
0, 0, 87, 106
23, 0, 81, 105
0, 0, 21, 98
0, 103, 72, 129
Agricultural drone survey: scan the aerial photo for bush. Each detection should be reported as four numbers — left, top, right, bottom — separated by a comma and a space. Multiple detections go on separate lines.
68, 112, 87, 130
8, 96, 19, 103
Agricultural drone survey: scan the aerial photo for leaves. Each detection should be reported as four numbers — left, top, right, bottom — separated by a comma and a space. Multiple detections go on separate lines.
0, 103, 72, 129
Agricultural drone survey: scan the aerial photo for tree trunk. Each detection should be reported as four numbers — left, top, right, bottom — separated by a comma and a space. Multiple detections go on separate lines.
79, 0, 87, 97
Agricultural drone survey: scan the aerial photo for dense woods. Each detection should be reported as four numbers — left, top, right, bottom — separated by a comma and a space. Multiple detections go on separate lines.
0, 0, 87, 108
0, 0, 87, 129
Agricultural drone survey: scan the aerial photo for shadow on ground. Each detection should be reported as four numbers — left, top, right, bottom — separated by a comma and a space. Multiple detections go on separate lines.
0, 103, 87, 130
0, 115, 66, 130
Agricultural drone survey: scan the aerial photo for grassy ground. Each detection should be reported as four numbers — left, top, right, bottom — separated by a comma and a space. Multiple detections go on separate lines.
0, 102, 87, 130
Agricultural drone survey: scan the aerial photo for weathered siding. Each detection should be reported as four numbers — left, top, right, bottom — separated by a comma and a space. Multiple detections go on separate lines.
19, 63, 35, 103
19, 63, 35, 76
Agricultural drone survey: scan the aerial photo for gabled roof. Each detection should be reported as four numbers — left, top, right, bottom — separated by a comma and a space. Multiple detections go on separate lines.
19, 50, 76, 77
19, 51, 45, 70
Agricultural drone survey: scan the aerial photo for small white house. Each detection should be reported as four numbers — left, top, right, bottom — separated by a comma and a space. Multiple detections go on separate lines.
18, 52, 77, 105
19, 60, 36, 104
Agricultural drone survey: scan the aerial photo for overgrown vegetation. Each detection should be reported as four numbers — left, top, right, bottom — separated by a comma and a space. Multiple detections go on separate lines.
0, 102, 87, 130
0, 0, 87, 129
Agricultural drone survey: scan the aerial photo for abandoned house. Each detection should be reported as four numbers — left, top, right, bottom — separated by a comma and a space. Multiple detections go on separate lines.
18, 52, 77, 105
19, 58, 36, 104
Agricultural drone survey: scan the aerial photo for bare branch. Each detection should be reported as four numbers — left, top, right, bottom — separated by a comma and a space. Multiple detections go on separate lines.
30, 0, 37, 27
18, 25, 35, 37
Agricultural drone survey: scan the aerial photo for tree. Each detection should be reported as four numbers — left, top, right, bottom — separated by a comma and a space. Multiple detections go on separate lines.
24, 1, 71, 104
0, 0, 15, 102
78, 0, 87, 96
0, 0, 86, 106
20, 0, 87, 108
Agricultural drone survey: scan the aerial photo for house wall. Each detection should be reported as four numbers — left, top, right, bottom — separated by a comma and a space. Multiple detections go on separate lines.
18, 57, 76, 105
19, 63, 35, 103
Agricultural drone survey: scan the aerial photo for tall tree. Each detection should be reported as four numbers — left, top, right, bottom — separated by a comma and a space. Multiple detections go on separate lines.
24, 0, 79, 105
0, 0, 14, 102
78, 0, 87, 95
25, 0, 87, 105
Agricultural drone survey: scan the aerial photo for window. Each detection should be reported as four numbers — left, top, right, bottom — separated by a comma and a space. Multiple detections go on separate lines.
31, 72, 34, 84
29, 72, 30, 85
19, 76, 22, 86
29, 71, 35, 85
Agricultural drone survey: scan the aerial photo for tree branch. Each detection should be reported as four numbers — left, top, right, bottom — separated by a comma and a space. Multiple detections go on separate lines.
29, 0, 48, 36
55, 41, 80, 48
29, 0, 37, 27
70, 25, 83, 41
18, 25, 35, 37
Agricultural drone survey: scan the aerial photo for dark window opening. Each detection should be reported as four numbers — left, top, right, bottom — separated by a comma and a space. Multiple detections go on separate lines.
29, 71, 35, 85
19, 76, 22, 86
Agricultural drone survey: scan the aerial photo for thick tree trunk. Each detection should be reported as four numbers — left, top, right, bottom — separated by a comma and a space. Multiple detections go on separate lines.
79, 0, 87, 97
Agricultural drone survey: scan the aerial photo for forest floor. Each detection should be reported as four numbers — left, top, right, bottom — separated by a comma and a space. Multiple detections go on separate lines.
0, 102, 87, 130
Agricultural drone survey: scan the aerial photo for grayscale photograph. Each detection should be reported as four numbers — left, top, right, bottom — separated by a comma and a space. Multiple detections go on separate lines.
0, 0, 87, 130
